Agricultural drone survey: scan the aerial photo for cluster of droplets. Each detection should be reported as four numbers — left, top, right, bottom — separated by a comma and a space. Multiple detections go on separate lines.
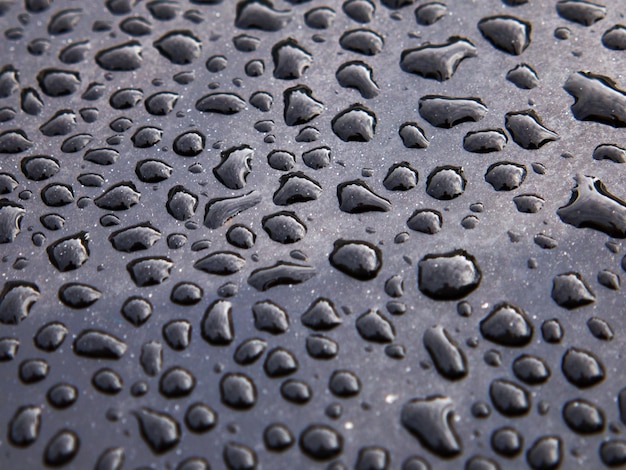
1, 0, 626, 468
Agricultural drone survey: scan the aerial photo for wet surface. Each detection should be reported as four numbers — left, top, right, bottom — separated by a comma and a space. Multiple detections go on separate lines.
1, 0, 626, 468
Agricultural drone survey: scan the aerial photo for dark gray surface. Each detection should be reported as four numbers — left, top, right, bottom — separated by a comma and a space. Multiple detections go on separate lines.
0, 0, 625, 468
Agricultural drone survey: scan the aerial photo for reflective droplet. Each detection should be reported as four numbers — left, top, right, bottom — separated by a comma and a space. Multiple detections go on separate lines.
221, 372, 256, 409
248, 261, 317, 291
336, 61, 379, 99
556, 0, 606, 26
478, 15, 531, 55
95, 182, 141, 211
505, 110, 558, 149
299, 425, 343, 461
506, 63, 539, 89
146, 91, 179, 116
426, 166, 466, 200
223, 442, 257, 470
272, 38, 312, 79
236, 0, 292, 31
526, 436, 562, 470
337, 180, 391, 213
96, 41, 143, 71
234, 338, 267, 366
602, 24, 626, 51
356, 309, 395, 343
551, 272, 595, 309
564, 71, 626, 128
264, 347, 298, 377
153, 30, 201, 64
561, 347, 604, 388
401, 396, 462, 457
43, 429, 80, 466
204, 191, 262, 229
305, 7, 336, 29
134, 407, 180, 454
273, 172, 322, 205
401, 37, 476, 81
283, 85, 323, 126
330, 240, 382, 280
59, 283, 101, 309
418, 250, 480, 300
340, 28, 384, 55
74, 329, 126, 359
419, 96, 487, 128
9, 405, 41, 446
196, 92, 246, 114
399, 122, 429, 148
463, 129, 507, 153
37, 68, 81, 97
423, 326, 467, 380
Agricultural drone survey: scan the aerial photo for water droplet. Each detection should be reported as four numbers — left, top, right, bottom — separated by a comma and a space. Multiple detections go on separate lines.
59, 283, 101, 308
47, 8, 82, 35
561, 347, 604, 387
551, 272, 595, 309
600, 440, 626, 467
505, 110, 558, 149
248, 261, 317, 290
96, 41, 142, 71
491, 427, 523, 457
356, 309, 395, 342
490, 379, 530, 416
305, 7, 336, 29
146, 91, 179, 116
418, 250, 480, 300
110, 88, 143, 109
556, 0, 606, 26
223, 442, 257, 470
233, 33, 261, 52
196, 92, 246, 114
401, 37, 476, 81
506, 63, 539, 89
9, 405, 41, 446
163, 320, 192, 350
423, 326, 467, 380
337, 180, 391, 213
136, 159, 172, 183
74, 329, 126, 359
43, 429, 80, 466
95, 182, 141, 211
329, 240, 382, 280
513, 354, 550, 384
221, 372, 256, 409
463, 129, 507, 153
419, 95, 487, 128
93, 368, 123, 394
336, 61, 379, 99
274, 172, 322, 205
485, 162, 526, 191
204, 191, 262, 228
340, 28, 384, 55
331, 104, 377, 141
586, 317, 614, 342
201, 299, 234, 345
134, 407, 181, 454
37, 68, 81, 97
526, 436, 562, 470
564, 71, 626, 128
47, 383, 78, 409
95, 447, 125, 470
478, 16, 531, 55
272, 38, 312, 79
299, 424, 343, 461
602, 24, 626, 50
0, 129, 33, 153
154, 30, 201, 64
562, 399, 604, 434
236, 0, 292, 31
401, 396, 462, 457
